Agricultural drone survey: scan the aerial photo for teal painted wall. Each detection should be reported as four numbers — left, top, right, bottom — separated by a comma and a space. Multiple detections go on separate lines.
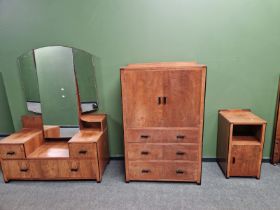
0, 0, 279, 157
0, 73, 14, 134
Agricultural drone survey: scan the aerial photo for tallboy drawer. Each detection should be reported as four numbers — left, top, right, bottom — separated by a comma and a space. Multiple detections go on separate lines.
127, 143, 199, 161
126, 128, 199, 143
68, 143, 97, 159
128, 161, 198, 181
0, 145, 25, 159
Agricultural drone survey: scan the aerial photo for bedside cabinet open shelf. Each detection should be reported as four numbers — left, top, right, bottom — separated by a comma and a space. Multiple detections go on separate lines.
217, 109, 266, 179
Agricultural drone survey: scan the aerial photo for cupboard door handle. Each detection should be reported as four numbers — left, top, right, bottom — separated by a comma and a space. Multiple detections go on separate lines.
141, 151, 149, 155
177, 135, 185, 139
6, 151, 15, 155
176, 151, 185, 155
158, 97, 161, 104
163, 96, 167, 104
176, 169, 184, 174
140, 135, 150, 139
141, 169, 151, 173
232, 157, 236, 164
79, 150, 87, 154
20, 168, 29, 172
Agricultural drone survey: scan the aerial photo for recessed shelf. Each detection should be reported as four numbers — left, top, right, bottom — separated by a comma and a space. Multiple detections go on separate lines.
28, 142, 69, 158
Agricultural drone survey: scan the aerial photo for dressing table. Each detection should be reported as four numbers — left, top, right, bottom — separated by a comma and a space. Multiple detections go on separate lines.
0, 46, 109, 182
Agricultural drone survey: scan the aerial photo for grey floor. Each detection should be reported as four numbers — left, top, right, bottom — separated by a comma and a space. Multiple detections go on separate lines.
1, 161, 280, 210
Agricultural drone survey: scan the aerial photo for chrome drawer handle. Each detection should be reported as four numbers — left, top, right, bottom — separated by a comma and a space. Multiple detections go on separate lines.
176, 151, 185, 155
20, 168, 29, 172
6, 151, 15, 155
141, 151, 149, 155
141, 169, 151, 173
176, 169, 184, 174
79, 150, 87, 154
177, 135, 185, 139
140, 135, 150, 139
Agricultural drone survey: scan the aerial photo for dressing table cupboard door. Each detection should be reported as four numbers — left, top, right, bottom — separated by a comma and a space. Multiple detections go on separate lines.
121, 70, 165, 128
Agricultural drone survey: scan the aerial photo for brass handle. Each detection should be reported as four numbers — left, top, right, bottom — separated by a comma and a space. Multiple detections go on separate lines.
141, 169, 151, 173
20, 168, 29, 172
176, 151, 185, 155
177, 135, 185, 139
176, 169, 184, 174
6, 151, 15, 155
141, 151, 149, 155
141, 135, 150, 139
79, 150, 87, 154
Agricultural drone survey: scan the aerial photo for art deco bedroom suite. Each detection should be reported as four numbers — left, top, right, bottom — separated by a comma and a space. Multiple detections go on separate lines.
1, 47, 278, 183
0, 1, 279, 209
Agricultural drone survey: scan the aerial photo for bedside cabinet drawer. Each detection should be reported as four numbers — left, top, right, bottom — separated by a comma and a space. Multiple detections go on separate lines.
127, 144, 163, 160
126, 128, 199, 143
58, 160, 97, 178
69, 143, 97, 159
0, 145, 25, 159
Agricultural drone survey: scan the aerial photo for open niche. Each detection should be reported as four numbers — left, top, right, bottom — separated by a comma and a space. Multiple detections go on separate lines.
232, 124, 262, 145
0, 46, 109, 183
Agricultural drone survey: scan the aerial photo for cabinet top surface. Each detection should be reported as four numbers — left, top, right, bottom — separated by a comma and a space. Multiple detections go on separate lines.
121, 62, 206, 70
219, 110, 266, 124
68, 130, 103, 143
0, 128, 42, 144
80, 114, 106, 123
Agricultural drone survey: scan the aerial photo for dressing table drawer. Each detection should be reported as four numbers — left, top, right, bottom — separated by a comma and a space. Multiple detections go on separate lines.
58, 160, 97, 178
68, 143, 97, 159
0, 145, 26, 159
126, 128, 199, 143
1, 160, 39, 179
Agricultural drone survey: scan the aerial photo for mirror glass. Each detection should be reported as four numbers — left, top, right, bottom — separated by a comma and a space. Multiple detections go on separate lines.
18, 46, 99, 138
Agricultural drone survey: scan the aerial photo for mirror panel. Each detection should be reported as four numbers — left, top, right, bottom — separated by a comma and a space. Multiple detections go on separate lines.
18, 46, 99, 139
73, 49, 98, 113
18, 51, 41, 114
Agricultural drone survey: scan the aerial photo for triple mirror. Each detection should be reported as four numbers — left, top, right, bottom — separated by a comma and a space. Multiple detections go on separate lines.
18, 46, 99, 138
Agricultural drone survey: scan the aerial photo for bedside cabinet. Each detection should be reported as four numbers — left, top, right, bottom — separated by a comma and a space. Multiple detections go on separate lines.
217, 109, 266, 179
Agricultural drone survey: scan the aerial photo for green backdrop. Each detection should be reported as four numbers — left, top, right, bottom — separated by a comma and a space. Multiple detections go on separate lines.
0, 73, 14, 134
0, 0, 279, 157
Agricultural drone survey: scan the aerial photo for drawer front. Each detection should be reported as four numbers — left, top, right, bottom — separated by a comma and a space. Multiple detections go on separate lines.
0, 145, 25, 159
127, 144, 163, 160
229, 145, 261, 177
128, 161, 198, 181
58, 160, 97, 178
126, 128, 199, 143
69, 143, 97, 159
163, 144, 199, 161
1, 160, 39, 179
127, 143, 199, 161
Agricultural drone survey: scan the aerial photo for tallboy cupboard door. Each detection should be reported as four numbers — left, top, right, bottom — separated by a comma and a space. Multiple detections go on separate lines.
162, 69, 206, 127
121, 70, 164, 128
